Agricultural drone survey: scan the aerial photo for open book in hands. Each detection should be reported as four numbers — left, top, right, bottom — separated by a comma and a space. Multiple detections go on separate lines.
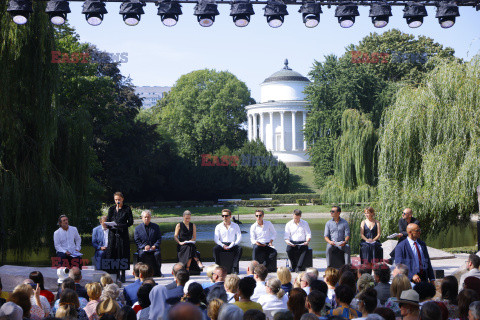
387, 233, 402, 239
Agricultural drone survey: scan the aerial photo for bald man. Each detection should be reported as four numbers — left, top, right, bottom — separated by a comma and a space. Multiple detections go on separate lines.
394, 223, 435, 284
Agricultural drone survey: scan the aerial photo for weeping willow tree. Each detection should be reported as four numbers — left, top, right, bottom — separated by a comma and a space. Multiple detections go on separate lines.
0, 2, 88, 260
378, 58, 480, 236
321, 109, 377, 204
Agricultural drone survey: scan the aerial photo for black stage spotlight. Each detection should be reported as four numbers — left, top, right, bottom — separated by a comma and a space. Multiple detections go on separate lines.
82, 0, 108, 26
436, 2, 459, 28
263, 0, 288, 28
230, 0, 255, 27
369, 2, 392, 28
46, 0, 71, 25
335, 3, 359, 28
119, 0, 145, 26
299, 1, 322, 28
194, 0, 219, 27
7, 0, 33, 25
403, 2, 428, 28
156, 0, 182, 26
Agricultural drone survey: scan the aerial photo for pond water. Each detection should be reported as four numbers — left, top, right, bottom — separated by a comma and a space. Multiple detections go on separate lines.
4, 218, 478, 266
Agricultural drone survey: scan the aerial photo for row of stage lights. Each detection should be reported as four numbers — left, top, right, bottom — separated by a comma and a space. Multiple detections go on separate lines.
6, 0, 474, 29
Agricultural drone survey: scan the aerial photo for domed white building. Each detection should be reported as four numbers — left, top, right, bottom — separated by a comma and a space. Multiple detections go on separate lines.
246, 60, 310, 166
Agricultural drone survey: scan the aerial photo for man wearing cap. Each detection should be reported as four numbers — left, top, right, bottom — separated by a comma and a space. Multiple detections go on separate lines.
397, 289, 420, 320
395, 223, 435, 284
284, 209, 311, 272
324, 206, 351, 268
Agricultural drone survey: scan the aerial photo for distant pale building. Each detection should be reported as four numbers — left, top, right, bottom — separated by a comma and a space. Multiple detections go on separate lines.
246, 60, 310, 166
135, 86, 171, 109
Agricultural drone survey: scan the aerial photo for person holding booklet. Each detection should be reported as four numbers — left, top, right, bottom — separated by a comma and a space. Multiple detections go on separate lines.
324, 206, 351, 268
284, 209, 311, 272
174, 210, 204, 272
54, 214, 82, 266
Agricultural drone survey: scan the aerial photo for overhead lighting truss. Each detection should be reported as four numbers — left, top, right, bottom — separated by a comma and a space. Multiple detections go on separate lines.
6, 0, 479, 28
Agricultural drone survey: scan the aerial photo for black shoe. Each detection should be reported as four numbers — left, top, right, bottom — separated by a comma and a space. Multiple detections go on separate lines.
386, 258, 393, 265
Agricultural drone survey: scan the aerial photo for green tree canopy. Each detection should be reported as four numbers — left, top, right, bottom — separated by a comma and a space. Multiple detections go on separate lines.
378, 58, 480, 236
146, 69, 255, 161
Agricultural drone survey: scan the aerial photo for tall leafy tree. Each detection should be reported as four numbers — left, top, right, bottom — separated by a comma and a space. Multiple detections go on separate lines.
378, 58, 480, 236
148, 69, 255, 161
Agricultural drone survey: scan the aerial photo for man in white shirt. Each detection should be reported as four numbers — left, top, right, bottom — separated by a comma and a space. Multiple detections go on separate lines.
53, 215, 81, 266
250, 210, 277, 270
250, 264, 268, 302
459, 254, 480, 292
213, 209, 242, 274
284, 209, 311, 272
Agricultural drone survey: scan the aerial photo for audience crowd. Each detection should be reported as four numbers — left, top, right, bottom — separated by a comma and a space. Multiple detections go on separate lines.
1, 255, 480, 320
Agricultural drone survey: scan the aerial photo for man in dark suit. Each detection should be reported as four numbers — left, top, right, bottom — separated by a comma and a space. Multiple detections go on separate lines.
204, 266, 227, 297
388, 208, 420, 264
92, 216, 108, 270
395, 223, 435, 284
165, 270, 189, 306
134, 210, 162, 277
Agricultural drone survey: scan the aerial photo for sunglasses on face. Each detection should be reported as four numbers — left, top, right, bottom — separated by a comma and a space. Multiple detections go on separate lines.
222, 215, 230, 218
256, 215, 263, 217
330, 210, 337, 213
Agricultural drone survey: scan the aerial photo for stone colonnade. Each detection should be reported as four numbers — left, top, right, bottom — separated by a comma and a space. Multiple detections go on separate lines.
248, 111, 307, 151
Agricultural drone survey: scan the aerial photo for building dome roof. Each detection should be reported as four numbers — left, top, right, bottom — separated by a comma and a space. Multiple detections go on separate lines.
262, 59, 310, 84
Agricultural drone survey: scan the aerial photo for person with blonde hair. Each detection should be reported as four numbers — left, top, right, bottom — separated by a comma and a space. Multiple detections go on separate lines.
22, 279, 50, 315
323, 267, 339, 308
12, 284, 44, 320
293, 272, 305, 289
56, 288, 88, 320
224, 274, 240, 303
174, 210, 205, 272
202, 264, 220, 289
207, 299, 224, 320
258, 278, 288, 311
359, 207, 382, 265
277, 267, 293, 295
100, 274, 114, 288
84, 283, 102, 320
384, 274, 412, 317
305, 268, 318, 280
96, 298, 120, 319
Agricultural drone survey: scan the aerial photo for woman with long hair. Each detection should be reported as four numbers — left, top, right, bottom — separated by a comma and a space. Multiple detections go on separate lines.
56, 288, 88, 320
29, 271, 54, 305
384, 274, 412, 317
84, 283, 102, 320
287, 288, 307, 320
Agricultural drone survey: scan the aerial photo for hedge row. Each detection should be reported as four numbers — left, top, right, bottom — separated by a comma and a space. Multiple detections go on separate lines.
129, 199, 280, 208
230, 193, 322, 203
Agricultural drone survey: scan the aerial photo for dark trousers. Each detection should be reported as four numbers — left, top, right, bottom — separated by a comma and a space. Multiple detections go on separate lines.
286, 243, 308, 270
56, 252, 83, 269
213, 244, 242, 271
253, 244, 277, 266
138, 250, 162, 276
94, 250, 105, 270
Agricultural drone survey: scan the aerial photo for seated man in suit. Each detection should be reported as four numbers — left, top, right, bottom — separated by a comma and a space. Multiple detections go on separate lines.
165, 269, 190, 306
388, 208, 420, 264
134, 210, 162, 277
250, 210, 277, 271
123, 263, 153, 306
395, 223, 435, 284
92, 216, 108, 270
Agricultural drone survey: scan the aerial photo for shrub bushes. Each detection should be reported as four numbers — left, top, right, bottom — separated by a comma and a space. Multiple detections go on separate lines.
296, 199, 308, 206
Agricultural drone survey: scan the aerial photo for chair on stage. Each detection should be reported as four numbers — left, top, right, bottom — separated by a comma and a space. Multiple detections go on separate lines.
328, 246, 347, 269
133, 252, 161, 277
217, 251, 239, 274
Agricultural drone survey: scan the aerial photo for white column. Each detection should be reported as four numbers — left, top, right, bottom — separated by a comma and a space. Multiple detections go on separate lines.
253, 113, 258, 140
303, 111, 307, 150
269, 112, 274, 151
291, 111, 297, 151
248, 114, 252, 141
259, 113, 264, 143
280, 111, 285, 151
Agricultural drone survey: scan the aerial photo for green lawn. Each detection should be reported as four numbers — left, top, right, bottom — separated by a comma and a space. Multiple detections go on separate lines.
288, 166, 320, 193
131, 204, 334, 218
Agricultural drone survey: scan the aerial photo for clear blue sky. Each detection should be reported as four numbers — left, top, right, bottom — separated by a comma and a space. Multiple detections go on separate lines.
65, 2, 480, 101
